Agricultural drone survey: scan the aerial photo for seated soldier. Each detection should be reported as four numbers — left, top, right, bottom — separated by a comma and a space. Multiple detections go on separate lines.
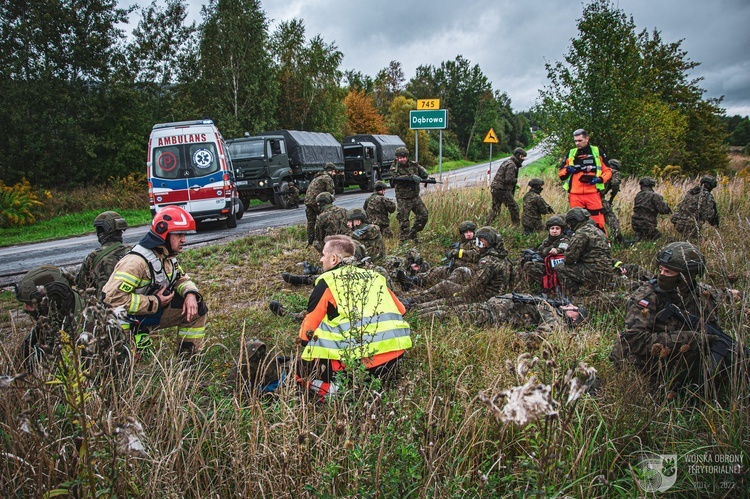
313, 192, 350, 253
406, 226, 515, 309
295, 235, 412, 400
521, 179, 555, 235
610, 242, 743, 394
76, 211, 132, 297
520, 215, 569, 291
631, 177, 671, 241
347, 208, 385, 264
363, 180, 397, 238
553, 208, 612, 297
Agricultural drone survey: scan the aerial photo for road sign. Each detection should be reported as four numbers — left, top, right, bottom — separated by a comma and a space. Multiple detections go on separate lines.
483, 128, 499, 143
410, 109, 448, 130
417, 99, 440, 109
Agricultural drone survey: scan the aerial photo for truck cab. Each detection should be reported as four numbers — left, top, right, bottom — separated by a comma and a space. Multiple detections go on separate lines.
226, 135, 293, 208
342, 141, 379, 191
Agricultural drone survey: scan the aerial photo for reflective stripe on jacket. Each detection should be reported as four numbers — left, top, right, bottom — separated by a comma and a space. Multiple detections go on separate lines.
562, 145, 606, 193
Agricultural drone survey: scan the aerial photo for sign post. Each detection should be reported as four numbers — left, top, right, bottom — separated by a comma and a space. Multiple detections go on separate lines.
410, 108, 448, 179
483, 128, 499, 184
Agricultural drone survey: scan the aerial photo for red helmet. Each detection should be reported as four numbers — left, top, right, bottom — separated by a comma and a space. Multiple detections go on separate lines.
152, 206, 197, 241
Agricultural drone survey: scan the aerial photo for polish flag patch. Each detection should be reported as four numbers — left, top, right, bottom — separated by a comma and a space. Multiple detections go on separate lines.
638, 299, 649, 308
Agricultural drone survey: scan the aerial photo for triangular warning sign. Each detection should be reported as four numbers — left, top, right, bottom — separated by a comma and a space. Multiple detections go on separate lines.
483, 128, 499, 143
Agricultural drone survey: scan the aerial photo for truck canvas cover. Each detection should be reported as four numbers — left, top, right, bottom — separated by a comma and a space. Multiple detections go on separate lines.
260, 130, 343, 168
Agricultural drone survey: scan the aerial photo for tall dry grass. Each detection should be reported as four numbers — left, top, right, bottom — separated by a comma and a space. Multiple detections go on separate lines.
0, 172, 748, 497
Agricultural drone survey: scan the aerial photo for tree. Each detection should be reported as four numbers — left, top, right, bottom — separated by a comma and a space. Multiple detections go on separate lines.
729, 117, 750, 146
373, 60, 405, 115
387, 96, 433, 166
343, 90, 387, 136
534, 0, 727, 175
197, 0, 278, 137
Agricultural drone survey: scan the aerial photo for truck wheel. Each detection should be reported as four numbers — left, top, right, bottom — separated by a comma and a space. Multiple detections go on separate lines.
274, 181, 290, 209
334, 178, 344, 195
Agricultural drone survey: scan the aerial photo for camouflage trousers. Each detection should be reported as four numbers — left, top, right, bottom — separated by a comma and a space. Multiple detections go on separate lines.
305, 204, 321, 243
554, 263, 611, 296
632, 219, 661, 241
610, 329, 708, 387
601, 199, 622, 240
377, 223, 394, 238
671, 219, 702, 241
419, 265, 472, 288
397, 196, 429, 240
522, 261, 546, 287
486, 189, 519, 225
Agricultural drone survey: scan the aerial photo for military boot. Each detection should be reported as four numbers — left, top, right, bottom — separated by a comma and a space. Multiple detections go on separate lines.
269, 300, 305, 321
281, 272, 313, 285
302, 262, 322, 275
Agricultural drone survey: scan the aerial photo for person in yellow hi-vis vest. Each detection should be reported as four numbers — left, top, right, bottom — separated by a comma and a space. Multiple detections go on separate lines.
558, 129, 612, 232
296, 234, 412, 400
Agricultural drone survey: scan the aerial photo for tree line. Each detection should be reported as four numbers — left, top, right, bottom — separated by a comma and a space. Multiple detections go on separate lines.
0, 0, 529, 189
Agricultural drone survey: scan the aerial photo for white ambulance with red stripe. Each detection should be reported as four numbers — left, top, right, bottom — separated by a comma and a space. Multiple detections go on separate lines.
147, 119, 242, 228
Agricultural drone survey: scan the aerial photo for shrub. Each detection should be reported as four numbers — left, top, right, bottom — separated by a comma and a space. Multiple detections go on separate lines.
0, 178, 44, 228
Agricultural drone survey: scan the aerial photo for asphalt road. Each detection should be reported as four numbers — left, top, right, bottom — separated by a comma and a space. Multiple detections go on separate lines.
0, 147, 545, 288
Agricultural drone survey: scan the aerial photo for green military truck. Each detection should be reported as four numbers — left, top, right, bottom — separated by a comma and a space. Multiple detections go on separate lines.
227, 130, 345, 209
341, 134, 406, 191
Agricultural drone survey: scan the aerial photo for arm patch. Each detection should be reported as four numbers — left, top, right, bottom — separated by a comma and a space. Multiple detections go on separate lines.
119, 282, 134, 293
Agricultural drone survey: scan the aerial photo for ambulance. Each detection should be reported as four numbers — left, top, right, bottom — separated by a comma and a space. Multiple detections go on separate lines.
147, 119, 243, 228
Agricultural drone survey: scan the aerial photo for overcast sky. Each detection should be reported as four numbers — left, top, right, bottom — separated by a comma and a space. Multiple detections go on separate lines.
123, 0, 750, 115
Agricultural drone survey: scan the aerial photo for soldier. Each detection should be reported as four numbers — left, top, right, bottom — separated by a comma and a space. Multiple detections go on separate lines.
405, 226, 515, 308
601, 158, 623, 242
632, 177, 672, 241
670, 175, 719, 240
610, 242, 742, 392
347, 208, 385, 264
486, 147, 527, 225
363, 180, 396, 238
553, 208, 612, 296
391, 146, 430, 242
76, 211, 132, 297
303, 163, 337, 246
103, 206, 208, 357
521, 215, 570, 290
521, 178, 554, 234
312, 192, 350, 253
558, 129, 612, 231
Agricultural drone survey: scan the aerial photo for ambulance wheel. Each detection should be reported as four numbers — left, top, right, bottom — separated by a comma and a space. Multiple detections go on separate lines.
226, 212, 238, 228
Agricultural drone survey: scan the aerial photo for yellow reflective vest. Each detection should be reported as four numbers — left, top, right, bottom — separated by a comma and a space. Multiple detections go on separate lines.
563, 145, 605, 192
302, 265, 412, 361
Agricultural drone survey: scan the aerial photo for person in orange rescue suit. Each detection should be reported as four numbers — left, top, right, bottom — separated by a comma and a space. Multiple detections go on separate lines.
102, 205, 207, 357
296, 235, 412, 401
558, 128, 612, 232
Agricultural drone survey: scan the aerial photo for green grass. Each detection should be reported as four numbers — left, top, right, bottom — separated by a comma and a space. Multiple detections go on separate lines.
0, 208, 153, 247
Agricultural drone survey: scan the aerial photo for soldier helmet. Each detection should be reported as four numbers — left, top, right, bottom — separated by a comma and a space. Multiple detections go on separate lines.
347, 208, 369, 223
565, 207, 590, 229
608, 159, 621, 169
374, 180, 388, 191
528, 178, 544, 188
94, 211, 127, 244
458, 220, 477, 234
639, 177, 656, 188
404, 249, 423, 266
15, 265, 78, 319
700, 175, 717, 190
15, 266, 70, 304
545, 215, 567, 229
475, 226, 498, 248
513, 147, 528, 158
316, 191, 334, 207
324, 162, 338, 174
395, 147, 409, 157
656, 241, 705, 280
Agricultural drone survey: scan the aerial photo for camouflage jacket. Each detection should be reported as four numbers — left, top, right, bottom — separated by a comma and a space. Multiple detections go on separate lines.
535, 234, 570, 257
521, 190, 554, 231
76, 241, 132, 296
313, 205, 351, 252
391, 159, 429, 199
611, 279, 728, 382
670, 185, 719, 227
363, 192, 396, 227
351, 223, 385, 264
602, 168, 621, 199
490, 156, 522, 191
304, 171, 335, 207
563, 220, 611, 273
459, 248, 515, 303
454, 239, 482, 266
632, 188, 671, 225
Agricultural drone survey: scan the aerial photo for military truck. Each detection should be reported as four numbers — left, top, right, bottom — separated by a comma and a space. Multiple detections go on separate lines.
341, 134, 406, 191
227, 130, 345, 209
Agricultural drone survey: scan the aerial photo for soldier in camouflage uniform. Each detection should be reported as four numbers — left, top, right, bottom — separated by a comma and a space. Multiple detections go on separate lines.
304, 163, 337, 245
347, 208, 385, 264
553, 208, 612, 296
610, 242, 741, 391
521, 215, 570, 287
313, 192, 350, 253
670, 175, 719, 240
521, 178, 554, 234
406, 226, 515, 308
391, 146, 430, 242
415, 293, 587, 334
632, 177, 672, 241
486, 148, 526, 225
363, 180, 396, 238
600, 158, 623, 242
76, 211, 132, 298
